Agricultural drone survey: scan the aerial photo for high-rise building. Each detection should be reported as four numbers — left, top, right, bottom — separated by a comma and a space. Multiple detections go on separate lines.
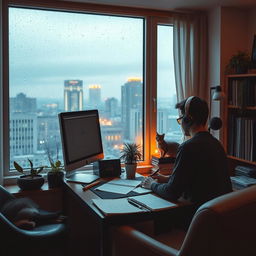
121, 77, 142, 140
129, 108, 142, 145
157, 108, 169, 134
105, 97, 118, 118
10, 113, 37, 157
64, 80, 83, 111
37, 115, 61, 152
10, 93, 37, 113
89, 84, 101, 107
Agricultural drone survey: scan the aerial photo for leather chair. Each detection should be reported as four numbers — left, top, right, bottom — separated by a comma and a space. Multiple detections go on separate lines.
112, 185, 256, 256
0, 185, 67, 256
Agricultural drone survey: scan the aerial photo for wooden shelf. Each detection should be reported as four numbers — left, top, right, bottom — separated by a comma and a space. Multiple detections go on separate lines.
228, 105, 256, 110
227, 155, 256, 165
227, 74, 256, 78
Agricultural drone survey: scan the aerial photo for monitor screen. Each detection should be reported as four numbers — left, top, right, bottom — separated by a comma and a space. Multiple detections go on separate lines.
58, 110, 104, 174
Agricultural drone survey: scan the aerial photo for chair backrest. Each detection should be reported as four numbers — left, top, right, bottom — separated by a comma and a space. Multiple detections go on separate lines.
0, 185, 15, 209
179, 185, 256, 256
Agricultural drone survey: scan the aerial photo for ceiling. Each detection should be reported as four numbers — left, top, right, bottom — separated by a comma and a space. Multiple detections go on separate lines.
64, 0, 256, 11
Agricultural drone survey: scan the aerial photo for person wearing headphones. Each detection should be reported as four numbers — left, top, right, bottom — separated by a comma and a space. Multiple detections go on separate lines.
142, 96, 232, 208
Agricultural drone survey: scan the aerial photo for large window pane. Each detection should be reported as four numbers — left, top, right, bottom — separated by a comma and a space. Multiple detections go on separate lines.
157, 25, 182, 144
9, 7, 144, 169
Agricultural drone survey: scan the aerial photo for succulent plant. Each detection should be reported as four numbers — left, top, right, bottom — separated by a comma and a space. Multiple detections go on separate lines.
13, 159, 44, 178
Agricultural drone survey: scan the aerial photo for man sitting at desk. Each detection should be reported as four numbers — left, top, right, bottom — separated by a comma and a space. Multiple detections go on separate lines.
142, 96, 232, 226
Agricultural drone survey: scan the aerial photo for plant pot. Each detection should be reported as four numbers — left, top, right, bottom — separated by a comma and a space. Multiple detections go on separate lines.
47, 171, 64, 188
17, 175, 45, 191
125, 163, 137, 179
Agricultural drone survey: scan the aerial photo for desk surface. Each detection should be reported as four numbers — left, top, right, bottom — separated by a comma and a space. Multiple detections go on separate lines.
65, 179, 185, 226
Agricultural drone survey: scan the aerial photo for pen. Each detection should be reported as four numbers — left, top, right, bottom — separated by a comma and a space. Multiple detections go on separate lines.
83, 179, 101, 191
150, 168, 160, 177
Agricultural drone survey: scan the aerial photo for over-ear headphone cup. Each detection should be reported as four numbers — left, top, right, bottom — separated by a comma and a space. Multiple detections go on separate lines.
183, 116, 191, 124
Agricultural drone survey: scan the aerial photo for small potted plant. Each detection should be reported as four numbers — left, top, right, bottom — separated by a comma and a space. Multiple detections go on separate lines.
120, 143, 142, 179
226, 51, 251, 74
14, 159, 45, 191
47, 160, 64, 189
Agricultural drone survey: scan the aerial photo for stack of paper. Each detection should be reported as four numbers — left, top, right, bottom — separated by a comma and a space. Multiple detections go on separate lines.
92, 194, 177, 216
95, 178, 150, 194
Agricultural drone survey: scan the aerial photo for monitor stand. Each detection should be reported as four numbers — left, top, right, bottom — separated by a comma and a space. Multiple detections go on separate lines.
66, 173, 99, 185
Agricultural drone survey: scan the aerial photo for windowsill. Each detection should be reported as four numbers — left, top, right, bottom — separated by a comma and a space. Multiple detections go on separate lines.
4, 182, 61, 195
3, 165, 152, 185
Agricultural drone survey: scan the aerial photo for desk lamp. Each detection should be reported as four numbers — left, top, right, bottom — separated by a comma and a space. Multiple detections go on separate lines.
209, 86, 225, 132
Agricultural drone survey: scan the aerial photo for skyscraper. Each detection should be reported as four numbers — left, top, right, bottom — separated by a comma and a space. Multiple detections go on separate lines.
89, 84, 101, 107
64, 80, 83, 111
121, 77, 142, 140
105, 97, 118, 118
10, 93, 37, 113
10, 113, 37, 157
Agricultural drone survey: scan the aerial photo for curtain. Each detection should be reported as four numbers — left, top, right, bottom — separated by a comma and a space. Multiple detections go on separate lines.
173, 13, 208, 102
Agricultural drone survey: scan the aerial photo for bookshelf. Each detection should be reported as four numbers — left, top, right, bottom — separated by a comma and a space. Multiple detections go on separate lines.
224, 74, 256, 172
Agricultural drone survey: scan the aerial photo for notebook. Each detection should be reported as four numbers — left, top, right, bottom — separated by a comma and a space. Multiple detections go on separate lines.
95, 178, 143, 194
92, 194, 177, 216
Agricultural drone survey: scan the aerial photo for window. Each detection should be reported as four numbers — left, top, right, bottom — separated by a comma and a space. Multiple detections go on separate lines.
3, 2, 177, 176
8, 7, 143, 170
157, 24, 182, 144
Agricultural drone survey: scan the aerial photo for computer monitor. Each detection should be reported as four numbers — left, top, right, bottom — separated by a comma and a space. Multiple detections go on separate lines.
58, 110, 104, 183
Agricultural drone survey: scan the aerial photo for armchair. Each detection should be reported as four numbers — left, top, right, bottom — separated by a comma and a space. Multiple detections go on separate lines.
113, 185, 256, 256
0, 185, 67, 256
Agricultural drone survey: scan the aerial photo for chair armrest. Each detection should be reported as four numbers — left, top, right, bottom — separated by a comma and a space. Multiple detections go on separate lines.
0, 213, 66, 240
113, 225, 179, 256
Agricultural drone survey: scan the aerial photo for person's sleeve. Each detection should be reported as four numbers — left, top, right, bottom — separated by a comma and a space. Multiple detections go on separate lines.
151, 144, 193, 201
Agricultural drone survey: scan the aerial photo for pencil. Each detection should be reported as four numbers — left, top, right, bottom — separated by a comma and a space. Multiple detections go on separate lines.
82, 179, 101, 191
150, 168, 160, 177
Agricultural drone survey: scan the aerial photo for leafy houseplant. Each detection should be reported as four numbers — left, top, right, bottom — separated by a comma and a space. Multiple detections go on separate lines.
47, 160, 64, 188
120, 143, 142, 179
14, 159, 45, 191
226, 51, 251, 74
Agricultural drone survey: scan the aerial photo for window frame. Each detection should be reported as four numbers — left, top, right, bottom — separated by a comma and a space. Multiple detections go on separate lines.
1, 0, 174, 180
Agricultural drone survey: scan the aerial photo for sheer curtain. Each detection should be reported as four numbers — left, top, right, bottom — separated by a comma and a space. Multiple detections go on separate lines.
173, 13, 208, 102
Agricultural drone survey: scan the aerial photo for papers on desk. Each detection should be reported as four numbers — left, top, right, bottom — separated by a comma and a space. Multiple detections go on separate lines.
128, 194, 176, 211
92, 194, 177, 216
95, 178, 143, 194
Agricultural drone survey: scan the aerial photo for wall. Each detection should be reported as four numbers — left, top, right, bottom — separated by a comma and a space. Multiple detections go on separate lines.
207, 6, 256, 141
220, 7, 250, 85
207, 7, 221, 138
248, 9, 256, 51
0, 0, 3, 185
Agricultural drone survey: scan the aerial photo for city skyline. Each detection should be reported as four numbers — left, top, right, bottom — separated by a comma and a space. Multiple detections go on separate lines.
9, 7, 176, 100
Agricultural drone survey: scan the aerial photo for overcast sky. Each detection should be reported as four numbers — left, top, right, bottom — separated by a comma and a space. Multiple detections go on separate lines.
9, 7, 176, 101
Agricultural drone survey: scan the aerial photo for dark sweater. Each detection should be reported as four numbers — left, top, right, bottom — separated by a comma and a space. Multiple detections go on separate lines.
151, 132, 232, 204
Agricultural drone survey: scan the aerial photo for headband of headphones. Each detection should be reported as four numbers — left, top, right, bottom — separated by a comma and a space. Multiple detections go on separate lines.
184, 96, 195, 119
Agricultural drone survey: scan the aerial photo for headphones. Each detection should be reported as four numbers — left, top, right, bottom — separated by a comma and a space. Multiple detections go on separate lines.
183, 96, 195, 126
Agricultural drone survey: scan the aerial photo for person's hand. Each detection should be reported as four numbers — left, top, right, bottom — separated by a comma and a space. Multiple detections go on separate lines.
152, 173, 170, 183
141, 177, 156, 189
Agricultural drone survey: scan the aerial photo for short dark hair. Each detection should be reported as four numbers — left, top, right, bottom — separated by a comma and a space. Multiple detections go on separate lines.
175, 96, 209, 126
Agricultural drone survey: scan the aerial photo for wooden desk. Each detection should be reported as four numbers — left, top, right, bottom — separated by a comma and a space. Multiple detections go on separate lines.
63, 181, 187, 256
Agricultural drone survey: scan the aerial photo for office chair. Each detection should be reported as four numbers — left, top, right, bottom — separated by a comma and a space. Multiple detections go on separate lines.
112, 185, 256, 256
0, 185, 67, 256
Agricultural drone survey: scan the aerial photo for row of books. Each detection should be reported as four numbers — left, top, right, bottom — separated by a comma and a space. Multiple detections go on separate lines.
230, 165, 256, 190
228, 115, 256, 162
228, 78, 256, 107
